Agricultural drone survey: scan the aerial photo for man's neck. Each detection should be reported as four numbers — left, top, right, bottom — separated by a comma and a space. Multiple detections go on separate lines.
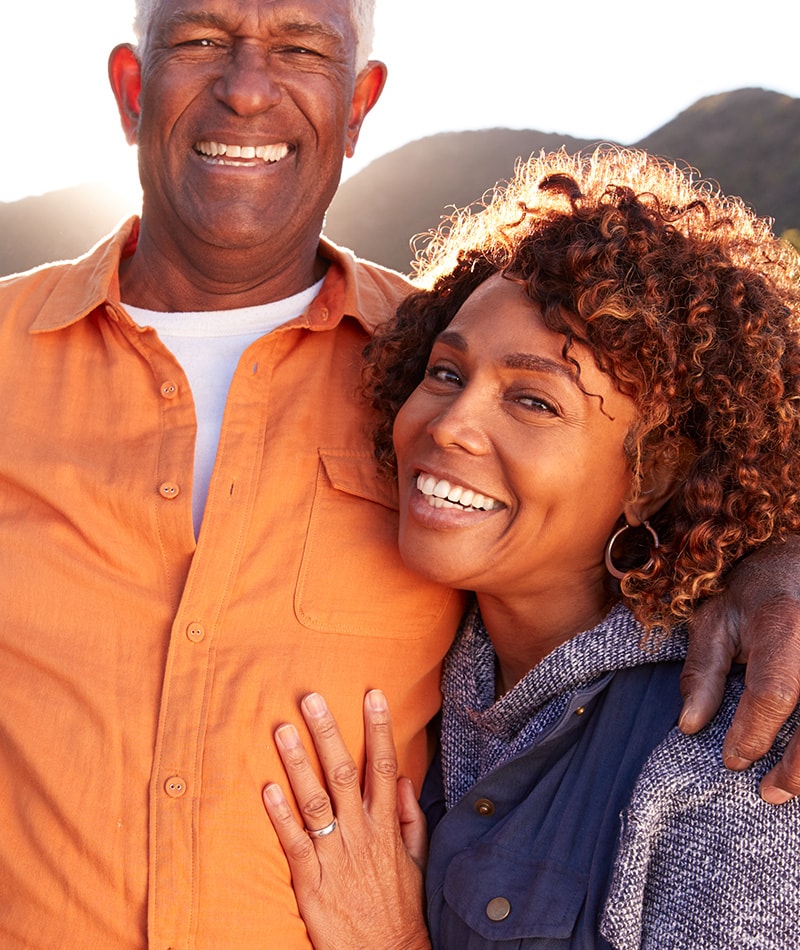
118, 218, 327, 312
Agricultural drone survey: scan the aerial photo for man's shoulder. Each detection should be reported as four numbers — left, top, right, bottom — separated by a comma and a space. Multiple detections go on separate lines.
320, 238, 413, 332
0, 220, 136, 325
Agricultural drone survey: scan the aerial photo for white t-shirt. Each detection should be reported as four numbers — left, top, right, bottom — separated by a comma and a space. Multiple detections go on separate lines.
124, 279, 324, 536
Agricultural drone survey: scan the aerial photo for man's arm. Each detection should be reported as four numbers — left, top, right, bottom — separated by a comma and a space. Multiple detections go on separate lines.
680, 534, 800, 803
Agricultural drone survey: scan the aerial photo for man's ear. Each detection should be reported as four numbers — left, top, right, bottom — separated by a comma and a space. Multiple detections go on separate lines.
623, 442, 690, 527
344, 60, 388, 158
109, 44, 143, 145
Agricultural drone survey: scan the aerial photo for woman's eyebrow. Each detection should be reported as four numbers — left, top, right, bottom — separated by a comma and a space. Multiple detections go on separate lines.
436, 331, 575, 380
503, 352, 576, 381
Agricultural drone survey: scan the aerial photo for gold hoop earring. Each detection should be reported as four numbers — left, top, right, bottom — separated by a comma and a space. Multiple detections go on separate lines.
604, 520, 660, 580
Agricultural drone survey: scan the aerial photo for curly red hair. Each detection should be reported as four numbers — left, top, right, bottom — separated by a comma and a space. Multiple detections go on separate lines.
363, 147, 800, 630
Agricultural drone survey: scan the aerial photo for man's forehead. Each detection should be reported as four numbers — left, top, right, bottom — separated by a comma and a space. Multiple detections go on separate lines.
151, 0, 355, 24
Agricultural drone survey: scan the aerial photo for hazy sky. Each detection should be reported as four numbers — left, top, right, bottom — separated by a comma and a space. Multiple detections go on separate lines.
1, 0, 796, 204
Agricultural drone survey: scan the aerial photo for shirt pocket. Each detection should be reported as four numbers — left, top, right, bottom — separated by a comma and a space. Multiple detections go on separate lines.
294, 450, 455, 638
441, 844, 589, 944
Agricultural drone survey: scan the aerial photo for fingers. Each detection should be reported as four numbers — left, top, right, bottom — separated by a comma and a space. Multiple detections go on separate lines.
723, 602, 800, 766
361, 690, 400, 820
274, 718, 340, 834
679, 597, 737, 734
262, 781, 322, 888
760, 732, 800, 804
298, 693, 366, 828
397, 777, 428, 871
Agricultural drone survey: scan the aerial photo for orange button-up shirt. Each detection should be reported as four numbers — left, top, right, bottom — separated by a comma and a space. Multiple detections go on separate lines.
0, 220, 461, 949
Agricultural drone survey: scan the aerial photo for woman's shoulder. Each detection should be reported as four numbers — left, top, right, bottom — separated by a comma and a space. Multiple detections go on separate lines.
602, 673, 800, 950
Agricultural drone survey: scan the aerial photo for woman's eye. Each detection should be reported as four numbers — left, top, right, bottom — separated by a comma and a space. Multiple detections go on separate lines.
515, 394, 558, 414
426, 364, 463, 386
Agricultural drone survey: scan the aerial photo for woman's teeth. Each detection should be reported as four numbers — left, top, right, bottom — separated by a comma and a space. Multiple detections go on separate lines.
416, 473, 500, 511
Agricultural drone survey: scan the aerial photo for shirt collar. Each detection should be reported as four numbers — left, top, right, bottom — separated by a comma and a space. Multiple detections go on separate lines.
29, 221, 408, 335
29, 218, 139, 332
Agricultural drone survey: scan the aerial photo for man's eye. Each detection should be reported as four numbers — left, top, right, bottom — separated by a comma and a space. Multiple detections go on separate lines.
177, 37, 219, 48
280, 45, 323, 57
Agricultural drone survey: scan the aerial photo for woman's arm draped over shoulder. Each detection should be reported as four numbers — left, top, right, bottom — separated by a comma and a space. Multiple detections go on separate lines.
262, 691, 431, 950
680, 535, 800, 803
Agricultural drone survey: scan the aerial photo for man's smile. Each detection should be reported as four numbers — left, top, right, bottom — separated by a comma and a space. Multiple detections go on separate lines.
193, 140, 291, 165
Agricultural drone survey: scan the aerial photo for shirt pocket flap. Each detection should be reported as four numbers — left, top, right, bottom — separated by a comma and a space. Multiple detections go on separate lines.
443, 844, 588, 941
295, 451, 456, 638
318, 450, 398, 511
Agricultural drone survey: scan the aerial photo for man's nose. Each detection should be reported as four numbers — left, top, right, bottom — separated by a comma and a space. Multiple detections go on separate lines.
214, 42, 282, 115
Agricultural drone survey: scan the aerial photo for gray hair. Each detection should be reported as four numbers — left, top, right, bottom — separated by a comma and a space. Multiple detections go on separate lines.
133, 0, 375, 70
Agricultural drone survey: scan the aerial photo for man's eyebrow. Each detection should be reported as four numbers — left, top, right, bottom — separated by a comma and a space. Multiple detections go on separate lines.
161, 10, 345, 44
435, 330, 578, 382
276, 20, 347, 44
162, 10, 229, 32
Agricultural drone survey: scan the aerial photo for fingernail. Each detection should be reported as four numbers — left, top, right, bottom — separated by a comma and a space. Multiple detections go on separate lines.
722, 751, 753, 770
303, 693, 327, 718
263, 783, 285, 806
367, 689, 387, 712
276, 724, 299, 749
760, 786, 794, 806
677, 707, 694, 734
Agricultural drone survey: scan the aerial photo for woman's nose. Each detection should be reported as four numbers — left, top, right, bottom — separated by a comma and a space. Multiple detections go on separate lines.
427, 390, 491, 455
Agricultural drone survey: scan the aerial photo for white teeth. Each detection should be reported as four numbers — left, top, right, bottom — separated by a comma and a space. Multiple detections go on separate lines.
194, 141, 290, 163
419, 474, 437, 496
415, 473, 499, 511
433, 480, 450, 499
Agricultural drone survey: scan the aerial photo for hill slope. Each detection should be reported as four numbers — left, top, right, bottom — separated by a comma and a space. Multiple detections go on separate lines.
323, 88, 799, 273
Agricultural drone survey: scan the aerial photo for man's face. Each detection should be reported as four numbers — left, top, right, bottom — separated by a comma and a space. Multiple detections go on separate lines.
112, 0, 383, 260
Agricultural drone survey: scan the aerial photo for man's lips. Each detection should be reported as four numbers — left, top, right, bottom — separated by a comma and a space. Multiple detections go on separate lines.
415, 472, 502, 511
193, 140, 291, 165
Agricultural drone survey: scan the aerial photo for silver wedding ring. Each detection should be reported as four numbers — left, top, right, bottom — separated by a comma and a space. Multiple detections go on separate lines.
306, 817, 338, 838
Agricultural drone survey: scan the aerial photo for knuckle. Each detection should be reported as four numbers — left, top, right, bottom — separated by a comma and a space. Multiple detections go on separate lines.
286, 835, 318, 862
311, 716, 340, 743
745, 677, 800, 715
370, 754, 399, 780
301, 793, 332, 825
328, 760, 359, 792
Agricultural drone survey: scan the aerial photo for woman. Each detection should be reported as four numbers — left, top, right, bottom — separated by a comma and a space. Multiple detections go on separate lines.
263, 147, 800, 948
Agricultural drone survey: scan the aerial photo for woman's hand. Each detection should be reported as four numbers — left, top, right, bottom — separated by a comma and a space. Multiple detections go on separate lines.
680, 535, 800, 803
262, 690, 431, 950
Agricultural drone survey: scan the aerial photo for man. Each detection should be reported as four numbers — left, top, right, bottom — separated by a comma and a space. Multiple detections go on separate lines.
0, 1, 798, 947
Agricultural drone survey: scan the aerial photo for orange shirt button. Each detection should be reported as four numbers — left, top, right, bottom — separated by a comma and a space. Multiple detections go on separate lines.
186, 622, 205, 643
160, 381, 178, 399
159, 482, 180, 499
165, 776, 187, 798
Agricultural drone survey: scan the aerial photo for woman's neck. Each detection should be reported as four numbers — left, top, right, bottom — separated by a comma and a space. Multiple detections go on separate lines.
476, 584, 618, 695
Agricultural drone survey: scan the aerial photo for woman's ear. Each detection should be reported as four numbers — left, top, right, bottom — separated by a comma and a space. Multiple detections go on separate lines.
623, 441, 690, 527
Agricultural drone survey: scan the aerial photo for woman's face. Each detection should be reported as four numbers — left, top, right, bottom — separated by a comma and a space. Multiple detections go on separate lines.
393, 274, 640, 605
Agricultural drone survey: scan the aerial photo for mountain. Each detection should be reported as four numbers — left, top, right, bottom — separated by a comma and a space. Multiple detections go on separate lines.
323, 88, 800, 273
0, 184, 139, 279
0, 88, 797, 278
